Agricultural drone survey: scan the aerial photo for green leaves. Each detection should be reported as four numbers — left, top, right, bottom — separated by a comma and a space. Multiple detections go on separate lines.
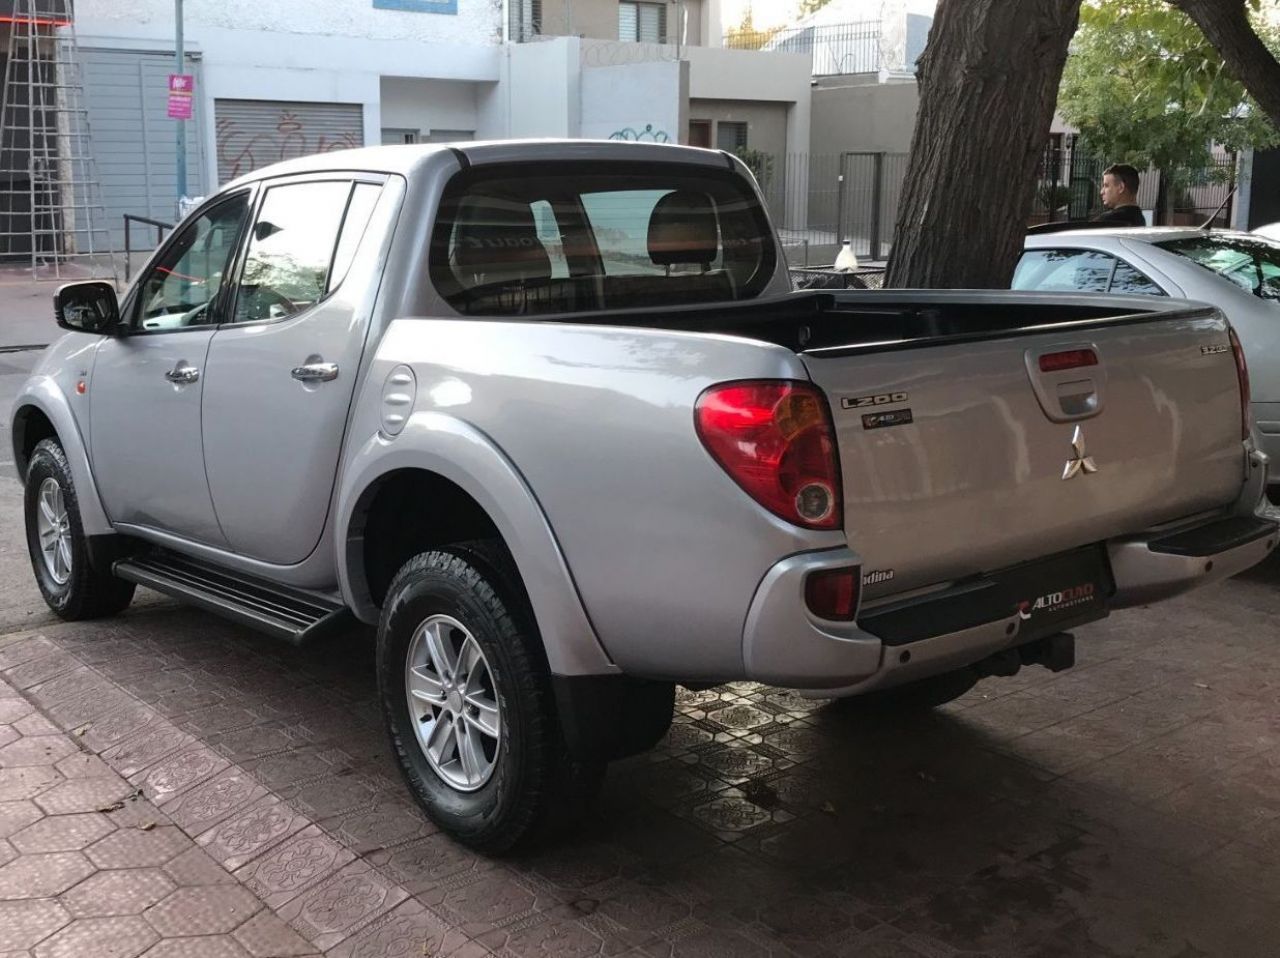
1059, 0, 1279, 171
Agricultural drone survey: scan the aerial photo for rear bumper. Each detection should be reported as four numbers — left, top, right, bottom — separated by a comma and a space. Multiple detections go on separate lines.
1109, 514, 1277, 608
741, 513, 1277, 693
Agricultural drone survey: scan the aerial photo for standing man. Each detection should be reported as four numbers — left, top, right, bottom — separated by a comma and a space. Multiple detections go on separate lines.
1093, 164, 1146, 226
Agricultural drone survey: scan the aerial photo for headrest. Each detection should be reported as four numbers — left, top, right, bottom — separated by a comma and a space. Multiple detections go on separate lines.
452, 198, 552, 285
648, 191, 719, 268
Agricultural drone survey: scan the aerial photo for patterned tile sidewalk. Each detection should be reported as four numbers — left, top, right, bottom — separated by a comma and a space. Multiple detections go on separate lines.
0, 671, 321, 958
1, 546, 1280, 956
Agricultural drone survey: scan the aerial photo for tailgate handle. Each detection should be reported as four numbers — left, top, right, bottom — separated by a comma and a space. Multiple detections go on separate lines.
1056, 378, 1098, 417
1026, 342, 1106, 423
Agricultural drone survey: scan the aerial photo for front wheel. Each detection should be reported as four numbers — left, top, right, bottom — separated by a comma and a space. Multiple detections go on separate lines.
377, 544, 601, 853
24, 439, 135, 620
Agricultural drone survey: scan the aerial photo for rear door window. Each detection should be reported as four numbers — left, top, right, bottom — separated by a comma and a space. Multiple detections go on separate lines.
328, 182, 383, 292
1156, 236, 1280, 299
233, 181, 351, 324
1014, 248, 1164, 296
430, 163, 776, 315
1013, 250, 1116, 292
1107, 261, 1164, 295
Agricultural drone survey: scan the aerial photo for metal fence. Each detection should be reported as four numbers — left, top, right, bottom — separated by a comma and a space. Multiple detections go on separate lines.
724, 21, 881, 76
1029, 143, 1237, 226
748, 151, 908, 263
749, 147, 1240, 268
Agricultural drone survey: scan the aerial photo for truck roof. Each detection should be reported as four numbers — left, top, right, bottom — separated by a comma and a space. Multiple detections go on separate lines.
223, 139, 737, 190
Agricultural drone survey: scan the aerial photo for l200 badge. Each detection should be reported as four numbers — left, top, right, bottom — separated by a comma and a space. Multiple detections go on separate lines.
842, 391, 908, 409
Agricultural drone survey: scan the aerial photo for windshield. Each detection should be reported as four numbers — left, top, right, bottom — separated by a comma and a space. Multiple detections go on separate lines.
429, 162, 776, 316
1155, 235, 1280, 300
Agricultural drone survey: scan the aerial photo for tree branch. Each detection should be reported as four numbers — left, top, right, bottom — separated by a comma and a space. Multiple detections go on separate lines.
1171, 0, 1280, 129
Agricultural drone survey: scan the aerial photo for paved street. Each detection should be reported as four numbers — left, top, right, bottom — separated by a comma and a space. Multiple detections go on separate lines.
1, 311, 1279, 957
0, 457, 1278, 956
0, 262, 128, 351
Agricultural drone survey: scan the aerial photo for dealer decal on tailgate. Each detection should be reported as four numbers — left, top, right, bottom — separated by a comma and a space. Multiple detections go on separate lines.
1018, 583, 1098, 621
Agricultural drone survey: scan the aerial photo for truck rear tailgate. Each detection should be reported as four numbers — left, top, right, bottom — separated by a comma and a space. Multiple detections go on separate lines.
800, 303, 1245, 601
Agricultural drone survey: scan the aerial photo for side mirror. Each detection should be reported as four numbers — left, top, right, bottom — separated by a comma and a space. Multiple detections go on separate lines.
54, 281, 121, 334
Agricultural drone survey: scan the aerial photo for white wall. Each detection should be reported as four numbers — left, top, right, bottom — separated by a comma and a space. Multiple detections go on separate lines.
494, 37, 581, 139
580, 61, 685, 142
73, 14, 503, 189
380, 77, 480, 137
811, 79, 919, 154
74, 0, 500, 45
684, 46, 809, 102
701, 0, 723, 47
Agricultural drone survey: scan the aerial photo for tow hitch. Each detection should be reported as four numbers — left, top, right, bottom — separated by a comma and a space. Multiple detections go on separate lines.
975, 632, 1076, 678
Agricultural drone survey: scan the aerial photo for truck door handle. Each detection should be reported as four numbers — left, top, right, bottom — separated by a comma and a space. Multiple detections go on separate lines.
291, 361, 339, 383
164, 364, 200, 384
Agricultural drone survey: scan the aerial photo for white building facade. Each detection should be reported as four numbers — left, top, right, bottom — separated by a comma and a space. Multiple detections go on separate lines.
71, 0, 503, 240
54, 0, 812, 248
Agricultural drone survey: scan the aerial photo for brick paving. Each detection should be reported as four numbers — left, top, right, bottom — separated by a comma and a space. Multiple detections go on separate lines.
1, 538, 1279, 954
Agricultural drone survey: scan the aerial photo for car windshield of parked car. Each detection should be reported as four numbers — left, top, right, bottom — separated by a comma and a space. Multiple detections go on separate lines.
1156, 235, 1280, 300
430, 164, 776, 315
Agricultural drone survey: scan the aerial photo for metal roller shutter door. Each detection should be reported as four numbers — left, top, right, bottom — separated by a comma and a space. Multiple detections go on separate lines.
214, 100, 363, 185
79, 48, 206, 249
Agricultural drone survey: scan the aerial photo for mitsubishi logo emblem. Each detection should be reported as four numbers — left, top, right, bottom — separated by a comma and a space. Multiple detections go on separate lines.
1061, 425, 1098, 480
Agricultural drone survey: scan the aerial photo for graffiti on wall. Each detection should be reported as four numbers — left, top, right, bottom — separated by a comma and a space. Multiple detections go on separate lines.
216, 111, 361, 181
609, 124, 671, 143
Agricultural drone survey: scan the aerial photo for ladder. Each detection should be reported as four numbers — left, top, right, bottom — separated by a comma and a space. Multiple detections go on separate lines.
0, 0, 117, 283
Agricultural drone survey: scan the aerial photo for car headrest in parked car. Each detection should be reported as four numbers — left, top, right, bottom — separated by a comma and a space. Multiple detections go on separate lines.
648, 191, 720, 269
452, 199, 553, 287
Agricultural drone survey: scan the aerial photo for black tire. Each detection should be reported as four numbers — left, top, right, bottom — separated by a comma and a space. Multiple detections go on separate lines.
376, 543, 602, 853
828, 667, 980, 713
24, 438, 135, 620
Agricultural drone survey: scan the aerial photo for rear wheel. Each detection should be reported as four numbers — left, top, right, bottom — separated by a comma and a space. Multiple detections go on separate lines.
24, 439, 135, 620
377, 544, 602, 853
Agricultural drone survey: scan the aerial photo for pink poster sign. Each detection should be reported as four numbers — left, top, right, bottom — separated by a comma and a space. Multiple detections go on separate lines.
167, 74, 194, 120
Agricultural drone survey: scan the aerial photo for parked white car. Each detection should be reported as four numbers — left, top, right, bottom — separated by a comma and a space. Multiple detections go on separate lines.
1018, 228, 1280, 480
1254, 222, 1280, 243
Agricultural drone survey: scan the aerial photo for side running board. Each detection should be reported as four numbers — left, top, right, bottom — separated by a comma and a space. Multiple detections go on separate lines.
114, 551, 353, 647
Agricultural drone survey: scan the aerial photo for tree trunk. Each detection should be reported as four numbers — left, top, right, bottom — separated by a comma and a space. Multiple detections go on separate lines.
885, 0, 1082, 289
1173, 0, 1280, 131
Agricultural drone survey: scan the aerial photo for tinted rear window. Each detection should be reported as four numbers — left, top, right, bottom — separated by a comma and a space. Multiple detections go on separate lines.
429, 163, 776, 315
1156, 235, 1280, 299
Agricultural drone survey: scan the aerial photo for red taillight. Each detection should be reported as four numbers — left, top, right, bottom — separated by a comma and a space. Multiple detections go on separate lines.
805, 567, 860, 620
1039, 349, 1098, 373
695, 380, 842, 530
1229, 327, 1252, 440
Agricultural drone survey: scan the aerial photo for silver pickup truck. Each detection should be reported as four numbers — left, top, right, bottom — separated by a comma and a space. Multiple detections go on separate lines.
12, 141, 1277, 851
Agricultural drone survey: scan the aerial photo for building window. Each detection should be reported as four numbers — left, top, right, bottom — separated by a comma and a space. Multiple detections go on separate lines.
510, 0, 542, 41
688, 120, 711, 148
619, 1, 666, 43
382, 128, 419, 145
424, 129, 476, 142
716, 121, 748, 151
372, 0, 458, 13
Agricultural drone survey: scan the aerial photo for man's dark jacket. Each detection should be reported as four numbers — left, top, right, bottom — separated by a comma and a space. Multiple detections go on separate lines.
1091, 205, 1146, 227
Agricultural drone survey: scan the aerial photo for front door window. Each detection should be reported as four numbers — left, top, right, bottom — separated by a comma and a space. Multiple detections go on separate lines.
134, 194, 250, 332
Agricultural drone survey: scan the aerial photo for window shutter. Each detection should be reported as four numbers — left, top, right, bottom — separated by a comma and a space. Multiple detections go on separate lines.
618, 2, 638, 41
638, 3, 663, 42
